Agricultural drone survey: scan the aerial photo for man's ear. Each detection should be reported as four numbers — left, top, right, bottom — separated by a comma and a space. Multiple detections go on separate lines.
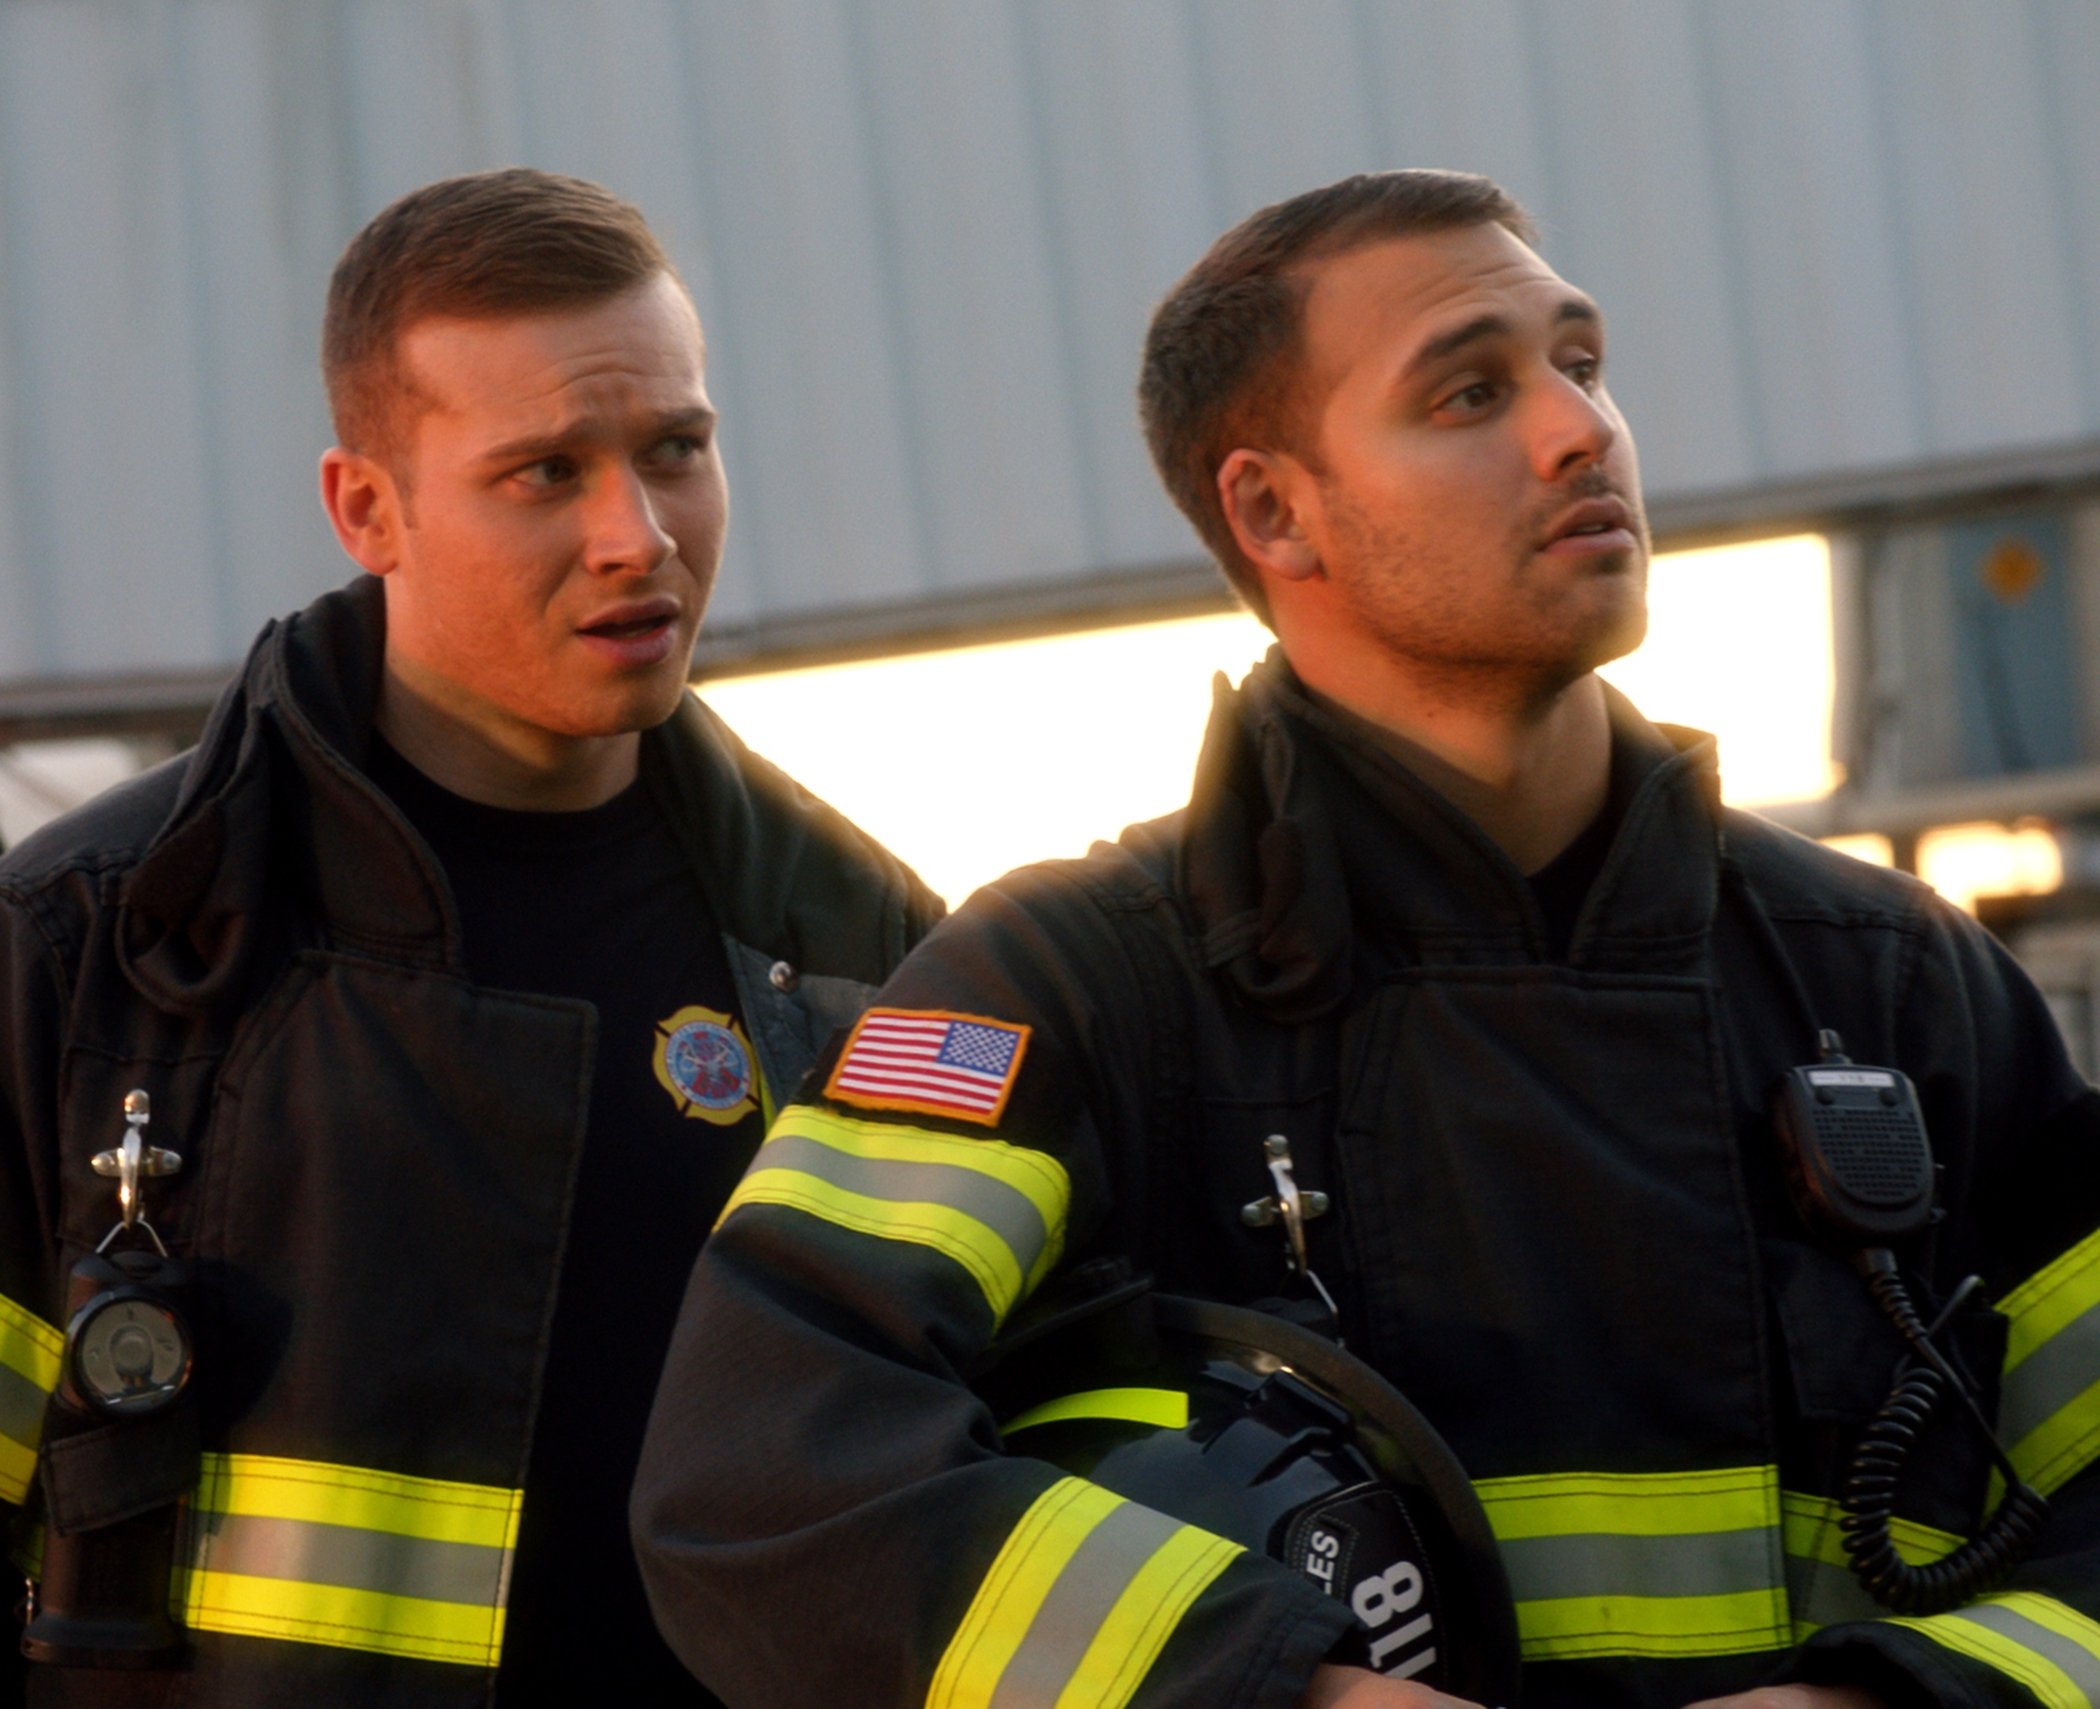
318, 447, 406, 577
1218, 448, 1320, 587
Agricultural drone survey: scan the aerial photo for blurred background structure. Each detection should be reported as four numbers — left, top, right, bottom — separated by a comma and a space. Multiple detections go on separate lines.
2, 0, 2099, 1055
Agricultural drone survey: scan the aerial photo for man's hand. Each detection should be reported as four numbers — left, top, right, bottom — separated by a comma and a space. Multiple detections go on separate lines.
1683, 1687, 1883, 1709
1299, 1664, 1486, 1708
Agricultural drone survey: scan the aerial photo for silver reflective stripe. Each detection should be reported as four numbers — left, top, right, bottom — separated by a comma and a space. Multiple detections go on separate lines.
986, 1501, 1186, 1709
1946, 1602, 2100, 1703
0, 1363, 45, 1452
188, 1509, 511, 1606
1500, 1525, 1775, 1604
760, 1133, 1052, 1278
1785, 1551, 1885, 1631
2002, 1296, 2100, 1451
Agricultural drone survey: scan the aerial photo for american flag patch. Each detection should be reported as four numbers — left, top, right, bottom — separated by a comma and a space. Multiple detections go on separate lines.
825, 1008, 1032, 1127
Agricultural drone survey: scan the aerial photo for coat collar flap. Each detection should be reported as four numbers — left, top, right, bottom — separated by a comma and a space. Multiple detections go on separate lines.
117, 579, 456, 1012
1177, 653, 1724, 1018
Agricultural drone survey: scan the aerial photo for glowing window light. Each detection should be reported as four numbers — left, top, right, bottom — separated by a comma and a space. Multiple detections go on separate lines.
701, 534, 1836, 905
1915, 821, 2063, 917
1599, 534, 1836, 806
703, 613, 1269, 904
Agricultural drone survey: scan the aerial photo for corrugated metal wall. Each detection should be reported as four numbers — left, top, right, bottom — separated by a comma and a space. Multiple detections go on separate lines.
0, 0, 2096, 688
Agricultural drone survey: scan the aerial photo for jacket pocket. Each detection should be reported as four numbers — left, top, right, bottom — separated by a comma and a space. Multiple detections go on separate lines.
1764, 1236, 2007, 1532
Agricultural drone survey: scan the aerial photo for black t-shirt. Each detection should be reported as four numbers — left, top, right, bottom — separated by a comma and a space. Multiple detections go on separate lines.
368, 741, 760, 1705
1523, 740, 1637, 959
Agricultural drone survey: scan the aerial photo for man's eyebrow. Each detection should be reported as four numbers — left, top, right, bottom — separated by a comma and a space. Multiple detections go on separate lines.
477, 405, 717, 465
1401, 297, 1603, 379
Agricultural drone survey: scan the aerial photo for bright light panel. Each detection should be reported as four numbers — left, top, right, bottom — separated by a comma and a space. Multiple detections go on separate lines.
705, 614, 1270, 904
1599, 534, 1836, 805
1915, 822, 2064, 917
703, 535, 1836, 905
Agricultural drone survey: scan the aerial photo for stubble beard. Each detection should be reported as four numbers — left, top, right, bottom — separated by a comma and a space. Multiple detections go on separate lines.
1323, 487, 1651, 718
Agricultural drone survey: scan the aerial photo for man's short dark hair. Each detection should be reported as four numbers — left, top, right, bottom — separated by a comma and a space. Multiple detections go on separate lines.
323, 167, 675, 464
1138, 170, 1537, 625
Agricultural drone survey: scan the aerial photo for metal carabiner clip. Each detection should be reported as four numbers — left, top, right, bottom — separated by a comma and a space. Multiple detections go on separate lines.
1240, 1133, 1342, 1329
90, 1090, 183, 1255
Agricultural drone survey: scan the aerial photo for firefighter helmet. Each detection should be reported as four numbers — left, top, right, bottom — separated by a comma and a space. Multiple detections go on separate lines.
984, 1287, 1520, 1705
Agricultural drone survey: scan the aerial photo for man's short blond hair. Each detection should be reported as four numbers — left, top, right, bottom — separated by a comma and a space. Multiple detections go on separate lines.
322, 167, 675, 466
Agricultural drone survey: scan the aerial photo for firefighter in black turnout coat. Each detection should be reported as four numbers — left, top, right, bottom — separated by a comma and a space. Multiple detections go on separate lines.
0, 171, 939, 1705
634, 174, 2100, 1709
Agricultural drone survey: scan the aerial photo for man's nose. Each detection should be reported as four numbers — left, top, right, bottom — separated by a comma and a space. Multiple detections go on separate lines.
1530, 372, 1619, 481
584, 467, 676, 574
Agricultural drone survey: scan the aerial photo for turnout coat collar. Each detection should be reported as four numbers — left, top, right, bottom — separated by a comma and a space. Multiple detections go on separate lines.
1170, 649, 1726, 1021
114, 574, 929, 1017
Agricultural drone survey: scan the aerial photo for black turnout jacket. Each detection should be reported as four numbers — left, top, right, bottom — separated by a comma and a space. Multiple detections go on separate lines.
0, 576, 941, 1705
637, 655, 2100, 1709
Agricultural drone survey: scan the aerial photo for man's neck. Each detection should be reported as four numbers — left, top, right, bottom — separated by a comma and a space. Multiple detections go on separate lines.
1292, 656, 1613, 875
375, 657, 640, 812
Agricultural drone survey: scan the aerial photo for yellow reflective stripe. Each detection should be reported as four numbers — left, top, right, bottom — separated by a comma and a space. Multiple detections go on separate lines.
2010, 1392, 2100, 1499
1052, 1526, 1240, 1709
178, 1569, 508, 1667
0, 1293, 63, 1392
748, 1107, 1069, 1244
1999, 1227, 2100, 1496
2002, 1228, 2100, 1369
724, 1105, 1069, 1322
0, 1437, 32, 1511
1477, 1464, 1777, 1539
1781, 1490, 1961, 1571
191, 1453, 521, 1550
1477, 1466, 1787, 1661
1782, 1490, 1962, 1636
1891, 1593, 2100, 1709
1517, 1590, 1793, 1660
927, 1476, 1240, 1709
1003, 1389, 1189, 1437
0, 1294, 62, 1506
733, 1173, 1035, 1322
176, 1453, 521, 1667
932, 1479, 1123, 1707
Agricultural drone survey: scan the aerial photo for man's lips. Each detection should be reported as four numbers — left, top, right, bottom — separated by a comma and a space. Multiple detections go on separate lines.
1538, 494, 1638, 556
576, 598, 683, 665
577, 598, 680, 640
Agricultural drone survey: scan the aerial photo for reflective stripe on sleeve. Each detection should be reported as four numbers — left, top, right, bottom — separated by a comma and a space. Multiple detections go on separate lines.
0, 1293, 62, 1506
1002, 1389, 1190, 1437
1781, 1489, 1961, 1636
720, 1105, 1068, 1325
1998, 1226, 2100, 1496
1475, 1465, 1789, 1660
176, 1452, 521, 1667
928, 1476, 1241, 1709
1889, 1592, 2100, 1709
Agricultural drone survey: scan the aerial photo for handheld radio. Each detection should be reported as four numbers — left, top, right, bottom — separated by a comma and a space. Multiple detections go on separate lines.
1774, 1034, 2047, 1614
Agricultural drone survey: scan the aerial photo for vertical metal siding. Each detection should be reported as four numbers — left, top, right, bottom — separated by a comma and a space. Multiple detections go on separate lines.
0, 0, 2096, 686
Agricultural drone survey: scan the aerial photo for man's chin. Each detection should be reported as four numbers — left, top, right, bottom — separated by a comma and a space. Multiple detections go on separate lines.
542, 677, 693, 741
1587, 606, 1649, 672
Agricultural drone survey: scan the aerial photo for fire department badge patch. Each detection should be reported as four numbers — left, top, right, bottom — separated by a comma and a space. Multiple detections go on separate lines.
653, 1006, 761, 1125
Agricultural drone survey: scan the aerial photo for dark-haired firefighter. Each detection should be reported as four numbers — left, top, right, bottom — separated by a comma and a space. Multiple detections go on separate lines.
0, 170, 940, 1705
634, 172, 2100, 1709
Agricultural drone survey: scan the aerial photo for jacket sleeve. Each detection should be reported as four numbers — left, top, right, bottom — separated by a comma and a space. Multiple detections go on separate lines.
0, 880, 73, 1702
632, 864, 1353, 1709
1782, 899, 2100, 1709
